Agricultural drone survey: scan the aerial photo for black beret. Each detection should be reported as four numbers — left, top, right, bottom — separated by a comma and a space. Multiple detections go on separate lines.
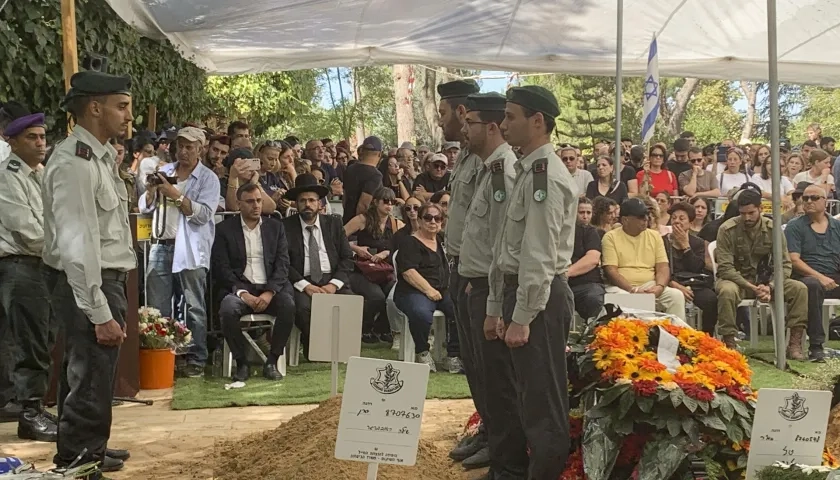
61, 71, 132, 108
465, 92, 506, 112
505, 85, 560, 119
437, 79, 480, 100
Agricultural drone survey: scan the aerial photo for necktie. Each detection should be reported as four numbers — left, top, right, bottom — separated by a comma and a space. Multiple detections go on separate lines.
306, 225, 323, 283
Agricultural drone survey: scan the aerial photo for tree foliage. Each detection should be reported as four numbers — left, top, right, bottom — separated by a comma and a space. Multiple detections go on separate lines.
0, 0, 208, 139
682, 81, 742, 146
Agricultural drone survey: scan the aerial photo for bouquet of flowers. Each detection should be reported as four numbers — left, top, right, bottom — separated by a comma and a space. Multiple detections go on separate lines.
138, 306, 192, 351
756, 457, 840, 480
563, 308, 836, 480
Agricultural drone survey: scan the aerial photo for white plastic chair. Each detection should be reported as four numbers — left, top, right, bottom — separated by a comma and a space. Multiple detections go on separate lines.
392, 250, 446, 364
221, 315, 302, 377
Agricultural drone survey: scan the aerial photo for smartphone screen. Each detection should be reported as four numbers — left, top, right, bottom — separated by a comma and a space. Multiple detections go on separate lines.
717, 146, 728, 163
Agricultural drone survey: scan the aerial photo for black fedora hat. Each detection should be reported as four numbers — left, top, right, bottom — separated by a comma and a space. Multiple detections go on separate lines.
285, 173, 329, 201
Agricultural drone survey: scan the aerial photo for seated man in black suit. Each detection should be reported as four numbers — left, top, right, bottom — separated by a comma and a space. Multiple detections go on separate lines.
211, 183, 296, 381
282, 174, 354, 352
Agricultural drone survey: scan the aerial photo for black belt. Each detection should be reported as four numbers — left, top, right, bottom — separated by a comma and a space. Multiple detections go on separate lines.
0, 255, 43, 264
102, 269, 129, 282
151, 238, 176, 245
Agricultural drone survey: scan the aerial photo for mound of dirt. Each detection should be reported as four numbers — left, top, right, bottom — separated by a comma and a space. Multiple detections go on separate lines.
213, 396, 471, 480
827, 404, 840, 459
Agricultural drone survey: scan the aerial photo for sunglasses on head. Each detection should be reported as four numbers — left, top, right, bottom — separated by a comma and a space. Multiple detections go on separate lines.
802, 194, 825, 202
422, 214, 443, 223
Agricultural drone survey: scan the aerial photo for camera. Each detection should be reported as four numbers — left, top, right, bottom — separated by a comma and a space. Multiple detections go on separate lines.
148, 175, 178, 186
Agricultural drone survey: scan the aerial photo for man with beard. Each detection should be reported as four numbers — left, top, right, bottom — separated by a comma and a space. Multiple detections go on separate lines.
204, 135, 231, 179
43, 71, 137, 479
486, 85, 577, 479
282, 174, 354, 356
457, 92, 517, 476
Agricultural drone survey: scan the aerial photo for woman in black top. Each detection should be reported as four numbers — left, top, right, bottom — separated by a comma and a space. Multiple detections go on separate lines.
345, 187, 405, 344
663, 202, 717, 335
391, 196, 422, 253
585, 154, 628, 204
378, 155, 411, 204
393, 203, 454, 372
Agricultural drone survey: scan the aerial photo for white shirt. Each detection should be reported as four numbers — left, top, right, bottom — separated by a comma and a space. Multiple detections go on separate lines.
152, 181, 187, 240
717, 171, 752, 194
293, 215, 344, 292
750, 174, 794, 195
793, 170, 835, 187
241, 217, 267, 285
568, 168, 594, 196
138, 156, 163, 189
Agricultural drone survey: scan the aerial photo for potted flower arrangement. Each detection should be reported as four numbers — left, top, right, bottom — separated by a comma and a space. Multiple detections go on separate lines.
138, 306, 192, 389
561, 308, 838, 479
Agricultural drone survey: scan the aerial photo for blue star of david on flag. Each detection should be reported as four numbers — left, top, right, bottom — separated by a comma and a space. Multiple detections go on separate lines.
641, 35, 659, 144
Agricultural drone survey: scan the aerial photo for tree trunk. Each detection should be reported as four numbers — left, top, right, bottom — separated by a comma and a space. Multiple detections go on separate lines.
394, 64, 415, 145
352, 67, 365, 149
421, 66, 441, 150
666, 78, 701, 138
739, 81, 758, 142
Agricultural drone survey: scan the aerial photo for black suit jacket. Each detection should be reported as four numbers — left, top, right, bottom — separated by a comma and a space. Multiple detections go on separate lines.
282, 213, 354, 286
211, 215, 291, 295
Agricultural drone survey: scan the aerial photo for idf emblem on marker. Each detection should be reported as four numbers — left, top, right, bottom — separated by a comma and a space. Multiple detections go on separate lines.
778, 392, 809, 421
370, 363, 404, 394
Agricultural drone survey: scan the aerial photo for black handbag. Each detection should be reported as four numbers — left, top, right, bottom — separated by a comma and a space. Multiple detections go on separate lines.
673, 272, 712, 289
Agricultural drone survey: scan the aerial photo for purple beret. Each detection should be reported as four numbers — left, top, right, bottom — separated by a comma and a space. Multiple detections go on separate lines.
4, 113, 45, 137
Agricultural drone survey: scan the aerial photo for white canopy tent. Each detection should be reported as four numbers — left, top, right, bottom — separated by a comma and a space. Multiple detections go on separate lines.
108, 0, 840, 85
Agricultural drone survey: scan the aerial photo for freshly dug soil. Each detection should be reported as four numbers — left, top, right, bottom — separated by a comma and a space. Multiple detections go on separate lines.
213, 396, 471, 480
826, 404, 840, 458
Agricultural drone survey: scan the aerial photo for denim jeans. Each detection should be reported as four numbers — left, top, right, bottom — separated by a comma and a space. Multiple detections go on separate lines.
393, 290, 456, 354
146, 244, 208, 365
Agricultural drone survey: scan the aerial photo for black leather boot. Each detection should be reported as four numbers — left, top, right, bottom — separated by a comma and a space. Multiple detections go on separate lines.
17, 401, 57, 442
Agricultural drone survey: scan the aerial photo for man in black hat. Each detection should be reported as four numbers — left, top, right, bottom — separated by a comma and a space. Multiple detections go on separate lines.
282, 174, 355, 354
42, 70, 137, 477
456, 92, 518, 474
485, 85, 578, 479
0, 112, 60, 442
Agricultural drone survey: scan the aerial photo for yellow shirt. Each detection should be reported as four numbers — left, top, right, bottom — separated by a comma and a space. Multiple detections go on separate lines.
601, 228, 668, 287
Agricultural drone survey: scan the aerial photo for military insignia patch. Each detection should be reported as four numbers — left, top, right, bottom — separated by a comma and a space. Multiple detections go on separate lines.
490, 160, 503, 173
6, 160, 20, 172
534, 189, 547, 202
534, 160, 547, 174
494, 190, 506, 202
75, 141, 93, 160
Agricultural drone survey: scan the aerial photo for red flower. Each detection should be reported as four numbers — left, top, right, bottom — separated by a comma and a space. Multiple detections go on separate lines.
726, 386, 748, 403
678, 354, 691, 364
617, 433, 647, 466
560, 449, 585, 479
678, 382, 715, 402
632, 380, 658, 397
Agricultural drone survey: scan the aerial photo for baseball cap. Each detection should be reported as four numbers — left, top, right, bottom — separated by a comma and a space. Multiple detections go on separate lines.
619, 198, 648, 218
177, 126, 205, 144
399, 141, 416, 151
430, 153, 448, 165
442, 141, 460, 151
792, 181, 811, 198
362, 136, 383, 152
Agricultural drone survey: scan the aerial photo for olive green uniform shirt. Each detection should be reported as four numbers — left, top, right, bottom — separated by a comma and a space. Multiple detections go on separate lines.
715, 215, 791, 289
42, 125, 136, 325
445, 148, 482, 257
487, 143, 578, 326
0, 153, 44, 257
458, 143, 517, 279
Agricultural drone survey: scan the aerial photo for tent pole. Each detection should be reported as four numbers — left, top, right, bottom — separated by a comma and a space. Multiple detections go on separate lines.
613, 0, 623, 173
766, 0, 786, 370
60, 0, 79, 134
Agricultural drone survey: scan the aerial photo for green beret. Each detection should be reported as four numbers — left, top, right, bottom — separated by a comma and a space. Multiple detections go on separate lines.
437, 79, 479, 100
505, 85, 559, 119
466, 92, 506, 112
61, 71, 132, 108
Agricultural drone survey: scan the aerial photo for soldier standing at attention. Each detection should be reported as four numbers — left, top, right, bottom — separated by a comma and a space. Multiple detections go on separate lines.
42, 71, 136, 478
0, 112, 59, 442
457, 92, 518, 477
486, 85, 577, 480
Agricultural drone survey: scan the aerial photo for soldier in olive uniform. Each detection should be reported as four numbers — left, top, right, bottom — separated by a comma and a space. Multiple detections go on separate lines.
714, 189, 810, 359
486, 86, 577, 479
0, 112, 59, 441
457, 93, 518, 477
42, 71, 136, 477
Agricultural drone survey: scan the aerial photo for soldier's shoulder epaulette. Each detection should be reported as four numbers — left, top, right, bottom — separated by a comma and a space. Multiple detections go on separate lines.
6, 159, 20, 172
490, 158, 506, 202
75, 141, 93, 160
532, 158, 548, 202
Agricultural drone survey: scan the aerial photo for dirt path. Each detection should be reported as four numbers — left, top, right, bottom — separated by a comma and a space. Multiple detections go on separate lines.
0, 389, 483, 479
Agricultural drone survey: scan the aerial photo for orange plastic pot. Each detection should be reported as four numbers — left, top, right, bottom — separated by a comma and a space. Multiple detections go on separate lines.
138, 348, 175, 389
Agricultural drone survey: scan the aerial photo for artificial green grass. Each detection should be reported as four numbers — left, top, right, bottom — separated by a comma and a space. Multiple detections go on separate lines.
170, 337, 840, 410
171, 343, 472, 410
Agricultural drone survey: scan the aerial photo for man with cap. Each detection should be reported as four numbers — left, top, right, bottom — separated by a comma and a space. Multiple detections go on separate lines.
442, 141, 461, 169
413, 153, 451, 201
342, 136, 384, 225
485, 85, 577, 479
139, 126, 220, 378
42, 70, 137, 477
455, 92, 517, 474
0, 111, 60, 442
282, 174, 355, 355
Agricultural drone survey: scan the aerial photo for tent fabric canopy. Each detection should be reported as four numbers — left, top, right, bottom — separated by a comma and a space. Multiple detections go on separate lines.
107, 0, 840, 85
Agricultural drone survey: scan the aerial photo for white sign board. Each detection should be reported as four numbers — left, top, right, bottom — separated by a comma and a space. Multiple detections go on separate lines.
308, 293, 364, 363
335, 357, 430, 466
746, 388, 832, 479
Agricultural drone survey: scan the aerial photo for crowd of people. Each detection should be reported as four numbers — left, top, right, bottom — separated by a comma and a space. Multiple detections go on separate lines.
1, 67, 840, 480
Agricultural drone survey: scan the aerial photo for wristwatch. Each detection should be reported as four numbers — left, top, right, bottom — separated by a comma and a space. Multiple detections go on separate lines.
174, 195, 185, 207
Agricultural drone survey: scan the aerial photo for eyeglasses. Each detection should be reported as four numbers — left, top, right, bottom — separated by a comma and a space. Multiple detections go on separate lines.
464, 119, 488, 127
802, 195, 826, 202
404, 205, 420, 212
650, 153, 664, 158
561, 157, 576, 162
380, 198, 395, 205
422, 214, 443, 223
432, 163, 447, 170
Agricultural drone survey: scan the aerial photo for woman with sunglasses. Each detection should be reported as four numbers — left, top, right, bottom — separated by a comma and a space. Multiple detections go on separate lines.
345, 187, 405, 345
636, 145, 677, 197
393, 203, 455, 371
585, 154, 628, 204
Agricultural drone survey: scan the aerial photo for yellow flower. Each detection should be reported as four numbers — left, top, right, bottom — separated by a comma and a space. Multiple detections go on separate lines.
661, 381, 679, 391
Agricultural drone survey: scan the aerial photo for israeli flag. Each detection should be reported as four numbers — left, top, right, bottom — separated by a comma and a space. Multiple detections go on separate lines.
641, 35, 659, 145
